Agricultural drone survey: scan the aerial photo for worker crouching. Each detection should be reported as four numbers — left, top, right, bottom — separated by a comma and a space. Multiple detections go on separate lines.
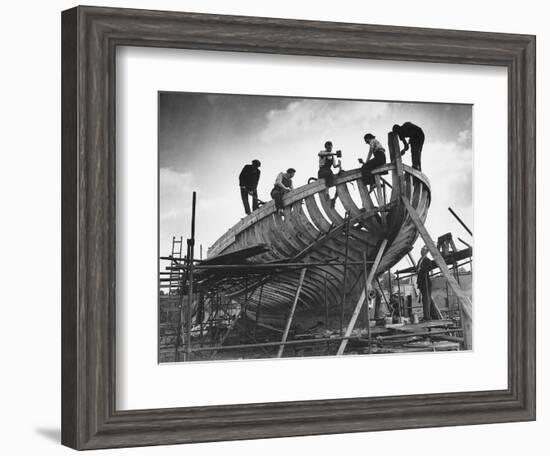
271, 168, 296, 214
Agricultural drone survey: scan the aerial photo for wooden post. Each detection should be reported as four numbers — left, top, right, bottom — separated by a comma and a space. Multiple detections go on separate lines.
363, 252, 372, 354
324, 272, 330, 355
396, 272, 402, 317
388, 131, 405, 201
185, 192, 197, 361
402, 195, 472, 349
339, 213, 351, 335
210, 308, 243, 360
407, 252, 418, 299
277, 268, 307, 358
337, 239, 388, 355
253, 284, 263, 339
374, 175, 387, 228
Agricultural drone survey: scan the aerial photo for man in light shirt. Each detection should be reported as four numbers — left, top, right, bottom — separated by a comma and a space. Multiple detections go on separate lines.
270, 168, 296, 213
317, 140, 341, 188
359, 133, 386, 189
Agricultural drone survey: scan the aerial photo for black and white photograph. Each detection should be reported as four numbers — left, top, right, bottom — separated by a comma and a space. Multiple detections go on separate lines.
158, 92, 473, 363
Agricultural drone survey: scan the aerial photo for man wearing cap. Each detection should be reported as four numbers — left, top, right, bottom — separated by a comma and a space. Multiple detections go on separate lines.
392, 122, 425, 171
239, 159, 261, 215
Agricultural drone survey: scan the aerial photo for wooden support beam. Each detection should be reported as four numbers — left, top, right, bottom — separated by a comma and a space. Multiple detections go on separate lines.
388, 131, 405, 202
337, 239, 388, 355
401, 195, 472, 349
374, 175, 387, 228
253, 284, 264, 339
363, 252, 372, 354
209, 308, 242, 360
277, 268, 308, 358
340, 213, 351, 335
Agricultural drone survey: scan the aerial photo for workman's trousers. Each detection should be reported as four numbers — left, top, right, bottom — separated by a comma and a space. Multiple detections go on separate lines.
317, 166, 335, 187
361, 152, 386, 186
410, 133, 425, 171
240, 187, 259, 215
420, 279, 433, 321
419, 279, 440, 320
270, 187, 286, 210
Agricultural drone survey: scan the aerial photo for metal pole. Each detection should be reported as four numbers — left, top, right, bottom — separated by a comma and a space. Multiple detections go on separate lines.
448, 207, 473, 236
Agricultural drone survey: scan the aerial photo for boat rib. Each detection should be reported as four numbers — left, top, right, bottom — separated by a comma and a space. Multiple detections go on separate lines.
206, 164, 431, 331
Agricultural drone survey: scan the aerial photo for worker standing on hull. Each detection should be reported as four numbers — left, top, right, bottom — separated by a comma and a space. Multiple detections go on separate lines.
271, 168, 296, 214
392, 122, 425, 171
239, 159, 261, 215
317, 141, 341, 188
359, 133, 386, 189
317, 140, 342, 207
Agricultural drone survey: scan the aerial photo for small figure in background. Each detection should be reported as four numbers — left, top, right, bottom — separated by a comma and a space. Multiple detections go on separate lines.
271, 168, 296, 214
392, 122, 425, 171
417, 245, 437, 321
238, 159, 261, 215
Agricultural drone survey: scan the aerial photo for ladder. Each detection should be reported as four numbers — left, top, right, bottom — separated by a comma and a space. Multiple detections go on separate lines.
169, 236, 183, 294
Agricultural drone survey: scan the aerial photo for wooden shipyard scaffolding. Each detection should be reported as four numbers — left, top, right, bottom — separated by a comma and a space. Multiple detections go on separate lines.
159, 132, 473, 362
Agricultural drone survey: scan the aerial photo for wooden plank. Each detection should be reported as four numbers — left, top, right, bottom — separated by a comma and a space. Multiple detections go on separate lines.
401, 195, 472, 349
389, 131, 406, 196
277, 268, 308, 358
337, 239, 388, 355
335, 183, 361, 217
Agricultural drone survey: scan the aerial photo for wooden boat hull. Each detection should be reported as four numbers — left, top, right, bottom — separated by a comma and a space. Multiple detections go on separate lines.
207, 164, 431, 332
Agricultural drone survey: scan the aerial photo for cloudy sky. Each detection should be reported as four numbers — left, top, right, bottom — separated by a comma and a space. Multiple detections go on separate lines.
159, 92, 472, 266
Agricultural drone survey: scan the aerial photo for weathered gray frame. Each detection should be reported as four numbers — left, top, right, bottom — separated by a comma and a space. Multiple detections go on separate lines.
61, 5, 536, 450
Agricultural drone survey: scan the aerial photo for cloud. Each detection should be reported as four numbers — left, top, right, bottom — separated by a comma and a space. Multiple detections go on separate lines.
159, 168, 194, 222
457, 128, 472, 147
259, 99, 391, 144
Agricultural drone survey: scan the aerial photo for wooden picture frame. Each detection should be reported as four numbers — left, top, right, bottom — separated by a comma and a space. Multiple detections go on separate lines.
61, 5, 536, 450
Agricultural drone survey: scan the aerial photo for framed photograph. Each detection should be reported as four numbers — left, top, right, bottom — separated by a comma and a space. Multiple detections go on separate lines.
61, 5, 535, 450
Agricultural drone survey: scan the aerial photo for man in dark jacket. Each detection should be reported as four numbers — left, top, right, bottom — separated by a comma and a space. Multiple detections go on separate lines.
239, 160, 261, 215
392, 122, 425, 171
417, 245, 438, 320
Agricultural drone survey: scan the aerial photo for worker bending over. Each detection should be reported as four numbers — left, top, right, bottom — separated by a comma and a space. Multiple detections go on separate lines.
271, 168, 296, 214
392, 122, 425, 171
359, 133, 386, 189
239, 159, 261, 215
